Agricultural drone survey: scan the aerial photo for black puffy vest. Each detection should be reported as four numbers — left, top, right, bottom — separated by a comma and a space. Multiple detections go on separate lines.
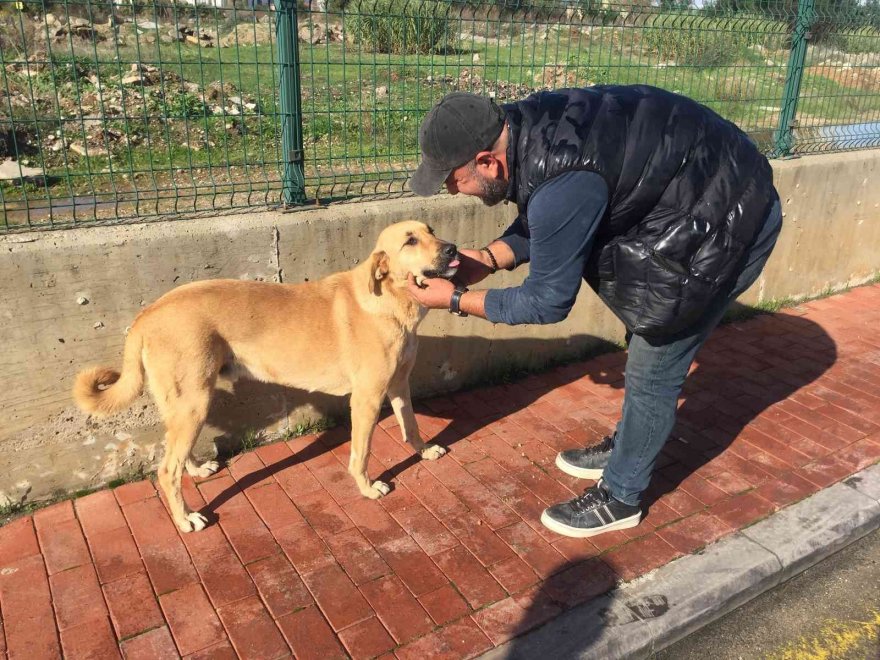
503, 85, 779, 338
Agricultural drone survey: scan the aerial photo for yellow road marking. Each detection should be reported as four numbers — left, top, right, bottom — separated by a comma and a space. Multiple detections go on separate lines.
766, 609, 880, 660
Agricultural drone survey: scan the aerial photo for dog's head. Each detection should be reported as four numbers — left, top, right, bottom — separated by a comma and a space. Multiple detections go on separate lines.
368, 221, 459, 295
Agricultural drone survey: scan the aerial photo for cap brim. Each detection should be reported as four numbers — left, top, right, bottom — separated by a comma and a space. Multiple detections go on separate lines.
409, 160, 452, 197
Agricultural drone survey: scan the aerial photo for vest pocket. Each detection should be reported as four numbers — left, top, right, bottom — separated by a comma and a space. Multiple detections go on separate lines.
595, 237, 721, 338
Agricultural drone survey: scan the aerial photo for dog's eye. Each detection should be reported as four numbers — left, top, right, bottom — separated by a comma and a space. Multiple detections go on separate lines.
405, 236, 418, 247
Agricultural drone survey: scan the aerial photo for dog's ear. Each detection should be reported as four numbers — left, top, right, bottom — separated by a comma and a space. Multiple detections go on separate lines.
369, 250, 389, 296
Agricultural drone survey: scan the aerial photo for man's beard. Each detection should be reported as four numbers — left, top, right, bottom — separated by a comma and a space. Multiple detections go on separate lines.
469, 163, 508, 207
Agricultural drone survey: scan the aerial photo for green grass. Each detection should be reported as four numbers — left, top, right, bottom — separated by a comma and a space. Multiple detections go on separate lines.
240, 427, 261, 451
0, 498, 31, 522
281, 416, 338, 439
106, 464, 150, 489
722, 271, 880, 324
2, 8, 879, 222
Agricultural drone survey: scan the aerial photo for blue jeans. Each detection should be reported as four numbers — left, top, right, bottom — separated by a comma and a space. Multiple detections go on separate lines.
602, 200, 783, 506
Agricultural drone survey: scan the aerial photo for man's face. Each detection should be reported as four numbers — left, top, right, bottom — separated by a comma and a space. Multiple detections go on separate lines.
445, 160, 508, 207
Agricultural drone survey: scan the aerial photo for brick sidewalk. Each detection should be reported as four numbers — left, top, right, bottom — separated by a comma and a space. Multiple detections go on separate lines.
2, 285, 880, 660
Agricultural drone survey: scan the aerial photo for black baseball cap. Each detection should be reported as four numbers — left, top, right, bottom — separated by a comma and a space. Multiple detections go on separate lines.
410, 92, 506, 197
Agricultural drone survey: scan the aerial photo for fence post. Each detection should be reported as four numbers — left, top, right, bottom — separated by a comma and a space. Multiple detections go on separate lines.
277, 0, 307, 205
774, 0, 816, 157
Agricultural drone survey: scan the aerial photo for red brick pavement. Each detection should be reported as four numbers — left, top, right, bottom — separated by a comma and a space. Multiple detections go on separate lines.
2, 284, 880, 659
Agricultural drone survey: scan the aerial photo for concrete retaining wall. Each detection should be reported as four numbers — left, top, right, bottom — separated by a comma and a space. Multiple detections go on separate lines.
1, 149, 878, 504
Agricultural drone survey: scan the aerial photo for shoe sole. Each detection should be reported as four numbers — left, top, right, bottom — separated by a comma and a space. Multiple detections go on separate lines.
540, 509, 642, 539
555, 453, 605, 480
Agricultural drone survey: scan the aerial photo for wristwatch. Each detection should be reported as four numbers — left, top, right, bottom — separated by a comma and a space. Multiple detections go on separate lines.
449, 286, 469, 317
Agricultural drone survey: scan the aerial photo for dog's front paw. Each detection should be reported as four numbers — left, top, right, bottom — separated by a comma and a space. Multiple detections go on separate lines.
420, 444, 447, 461
179, 511, 208, 533
364, 480, 391, 499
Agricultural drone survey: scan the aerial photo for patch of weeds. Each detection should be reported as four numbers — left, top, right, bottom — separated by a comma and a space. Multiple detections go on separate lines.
0, 500, 45, 526
0, 490, 63, 526
164, 91, 208, 120
281, 416, 337, 440
832, 26, 880, 55
640, 13, 787, 68
0, 499, 28, 520
0, 465, 155, 527
45, 53, 98, 85
723, 297, 793, 324
722, 274, 880, 325
108, 464, 150, 489
240, 427, 262, 451
346, 0, 457, 55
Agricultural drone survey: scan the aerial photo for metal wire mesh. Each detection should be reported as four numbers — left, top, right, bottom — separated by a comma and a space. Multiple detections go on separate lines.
1, 0, 878, 231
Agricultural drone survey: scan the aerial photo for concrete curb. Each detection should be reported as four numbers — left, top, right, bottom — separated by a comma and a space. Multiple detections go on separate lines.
479, 463, 880, 660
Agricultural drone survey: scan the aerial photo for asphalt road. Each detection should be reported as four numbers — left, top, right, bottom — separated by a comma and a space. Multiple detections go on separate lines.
654, 528, 880, 660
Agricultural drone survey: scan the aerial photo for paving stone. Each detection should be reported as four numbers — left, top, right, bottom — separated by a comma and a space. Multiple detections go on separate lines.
337, 616, 395, 659
276, 606, 347, 660
159, 583, 226, 656
103, 572, 165, 640
120, 626, 179, 659
216, 595, 289, 660
359, 574, 434, 644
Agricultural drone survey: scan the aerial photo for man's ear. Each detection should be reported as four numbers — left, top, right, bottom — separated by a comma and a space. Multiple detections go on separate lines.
368, 250, 389, 296
474, 151, 500, 177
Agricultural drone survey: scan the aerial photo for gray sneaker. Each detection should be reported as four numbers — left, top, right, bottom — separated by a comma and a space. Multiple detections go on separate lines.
555, 435, 614, 479
541, 479, 642, 538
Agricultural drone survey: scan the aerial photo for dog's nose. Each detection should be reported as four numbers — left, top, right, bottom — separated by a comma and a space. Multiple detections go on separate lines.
442, 243, 457, 257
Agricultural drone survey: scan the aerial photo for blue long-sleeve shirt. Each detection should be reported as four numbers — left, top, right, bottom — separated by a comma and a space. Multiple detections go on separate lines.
484, 170, 609, 325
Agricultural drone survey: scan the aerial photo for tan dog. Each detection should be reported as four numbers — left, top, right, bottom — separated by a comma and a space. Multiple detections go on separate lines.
73, 221, 459, 533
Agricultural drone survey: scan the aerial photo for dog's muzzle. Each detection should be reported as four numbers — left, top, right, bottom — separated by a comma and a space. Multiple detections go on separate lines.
421, 242, 460, 280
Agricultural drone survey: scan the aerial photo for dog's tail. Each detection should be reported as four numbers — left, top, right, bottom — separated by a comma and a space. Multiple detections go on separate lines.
73, 325, 145, 416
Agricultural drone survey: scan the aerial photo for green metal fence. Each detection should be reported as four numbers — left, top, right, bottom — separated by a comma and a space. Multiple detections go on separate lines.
1, 0, 878, 231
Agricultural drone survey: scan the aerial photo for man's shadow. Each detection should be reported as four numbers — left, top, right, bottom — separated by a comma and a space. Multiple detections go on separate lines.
497, 307, 837, 658
645, 307, 837, 506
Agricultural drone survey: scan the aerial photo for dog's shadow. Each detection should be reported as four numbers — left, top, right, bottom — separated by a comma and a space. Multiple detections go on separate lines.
197, 333, 622, 510
199, 313, 836, 521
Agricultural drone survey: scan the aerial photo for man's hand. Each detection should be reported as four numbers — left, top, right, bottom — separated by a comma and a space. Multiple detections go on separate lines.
452, 248, 494, 287
406, 274, 456, 310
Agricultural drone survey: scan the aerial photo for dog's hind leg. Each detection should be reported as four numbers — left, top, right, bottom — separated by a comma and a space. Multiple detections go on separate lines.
387, 367, 446, 461
156, 390, 213, 533
144, 332, 223, 532
348, 387, 390, 499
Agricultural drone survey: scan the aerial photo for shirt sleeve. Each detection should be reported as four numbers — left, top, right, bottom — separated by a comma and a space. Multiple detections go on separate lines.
484, 170, 608, 325
495, 213, 531, 268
